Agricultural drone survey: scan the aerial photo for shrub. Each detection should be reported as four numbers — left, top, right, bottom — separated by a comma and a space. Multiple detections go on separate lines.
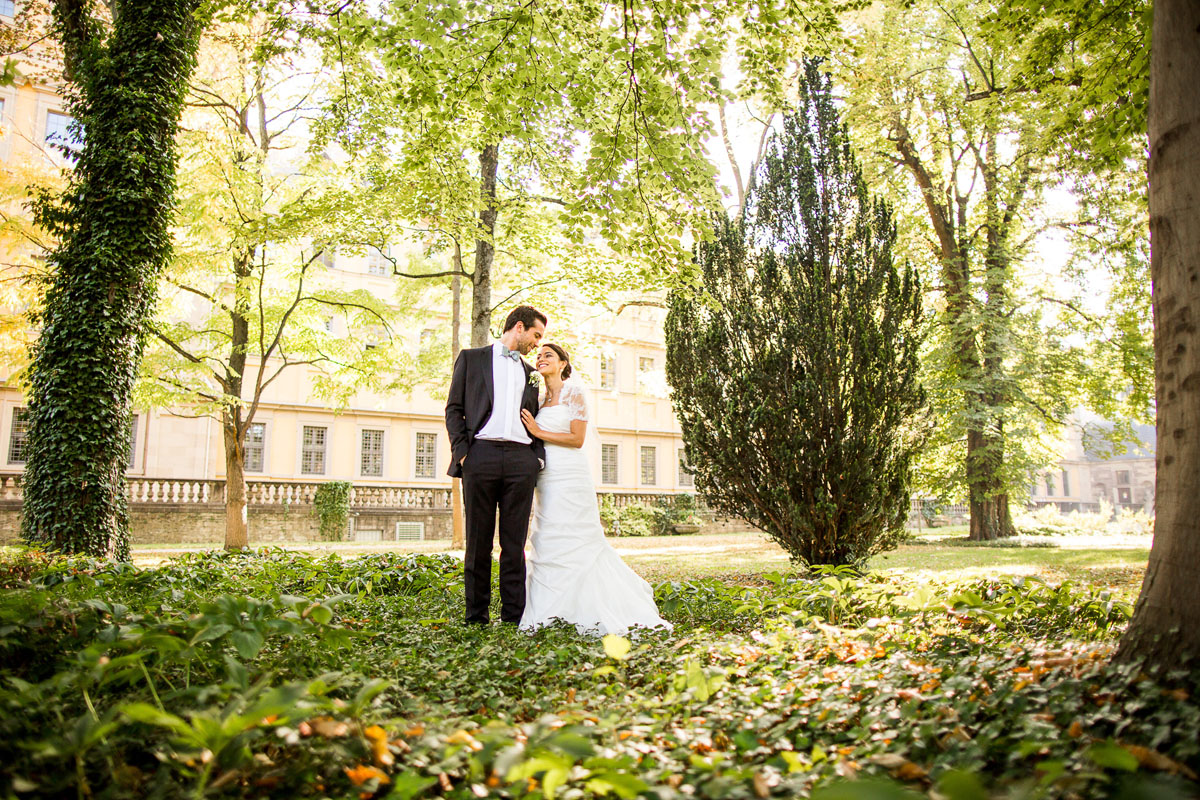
1014, 501, 1153, 537
312, 481, 352, 541
665, 60, 926, 567
600, 494, 705, 536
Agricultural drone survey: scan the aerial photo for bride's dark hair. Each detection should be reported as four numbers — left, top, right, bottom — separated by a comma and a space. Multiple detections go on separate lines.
543, 343, 572, 380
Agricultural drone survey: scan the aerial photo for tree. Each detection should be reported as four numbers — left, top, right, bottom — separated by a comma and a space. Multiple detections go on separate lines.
983, 0, 1150, 177
0, 158, 64, 379
1116, 0, 1200, 678
664, 62, 925, 567
319, 0, 846, 348
139, 11, 421, 550
21, 0, 205, 558
834, 0, 1151, 540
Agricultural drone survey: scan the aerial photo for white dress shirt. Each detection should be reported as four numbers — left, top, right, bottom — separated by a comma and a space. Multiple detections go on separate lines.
476, 342, 532, 444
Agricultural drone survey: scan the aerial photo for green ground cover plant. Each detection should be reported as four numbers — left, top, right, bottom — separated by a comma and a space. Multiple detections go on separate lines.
0, 548, 1195, 799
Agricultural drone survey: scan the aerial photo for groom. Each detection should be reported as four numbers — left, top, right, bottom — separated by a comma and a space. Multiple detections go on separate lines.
445, 306, 547, 624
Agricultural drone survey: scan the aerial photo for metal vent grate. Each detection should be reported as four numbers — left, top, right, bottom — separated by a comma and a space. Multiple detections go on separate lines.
355, 528, 383, 543
394, 521, 425, 541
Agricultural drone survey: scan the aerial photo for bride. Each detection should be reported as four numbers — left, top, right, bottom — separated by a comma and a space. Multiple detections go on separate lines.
518, 343, 672, 635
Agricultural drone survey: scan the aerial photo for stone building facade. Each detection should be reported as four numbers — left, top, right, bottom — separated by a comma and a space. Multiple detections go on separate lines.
1028, 422, 1155, 513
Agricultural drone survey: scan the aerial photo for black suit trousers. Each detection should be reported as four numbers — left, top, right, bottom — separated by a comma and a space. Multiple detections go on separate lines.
461, 440, 539, 623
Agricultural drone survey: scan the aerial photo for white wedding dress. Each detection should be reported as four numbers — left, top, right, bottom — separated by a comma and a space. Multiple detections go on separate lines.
520, 382, 672, 636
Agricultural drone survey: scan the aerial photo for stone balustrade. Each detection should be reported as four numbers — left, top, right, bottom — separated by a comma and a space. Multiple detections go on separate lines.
127, 478, 220, 505
0, 474, 457, 512
0, 474, 969, 526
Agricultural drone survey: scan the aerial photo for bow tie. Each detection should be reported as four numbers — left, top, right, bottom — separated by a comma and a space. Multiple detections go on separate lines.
500, 348, 522, 362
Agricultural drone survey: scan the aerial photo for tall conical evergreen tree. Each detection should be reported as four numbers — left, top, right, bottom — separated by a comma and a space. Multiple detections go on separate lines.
665, 60, 926, 566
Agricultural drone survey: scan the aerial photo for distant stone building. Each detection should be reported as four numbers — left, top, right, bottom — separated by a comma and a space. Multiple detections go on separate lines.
1029, 422, 1155, 513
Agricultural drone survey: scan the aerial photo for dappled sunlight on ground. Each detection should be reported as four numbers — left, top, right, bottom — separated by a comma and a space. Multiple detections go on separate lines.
123, 530, 1151, 598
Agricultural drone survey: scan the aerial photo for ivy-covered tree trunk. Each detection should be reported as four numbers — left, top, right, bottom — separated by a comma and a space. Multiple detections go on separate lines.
1116, 0, 1200, 678
22, 0, 203, 558
470, 142, 500, 348
665, 62, 926, 567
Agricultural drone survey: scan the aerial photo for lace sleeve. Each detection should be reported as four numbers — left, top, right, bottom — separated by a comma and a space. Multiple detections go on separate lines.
562, 382, 589, 423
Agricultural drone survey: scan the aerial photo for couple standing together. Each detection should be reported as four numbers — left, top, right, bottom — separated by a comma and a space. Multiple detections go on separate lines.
444, 306, 671, 635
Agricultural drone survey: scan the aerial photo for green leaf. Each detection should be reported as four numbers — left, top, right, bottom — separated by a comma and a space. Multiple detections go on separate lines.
195, 623, 234, 643
387, 772, 439, 799
812, 780, 925, 799
121, 703, 191, 736
1088, 740, 1139, 772
230, 630, 265, 659
584, 772, 647, 798
934, 770, 988, 800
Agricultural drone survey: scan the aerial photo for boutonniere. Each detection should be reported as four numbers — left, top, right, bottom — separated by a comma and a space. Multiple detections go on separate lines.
528, 371, 542, 388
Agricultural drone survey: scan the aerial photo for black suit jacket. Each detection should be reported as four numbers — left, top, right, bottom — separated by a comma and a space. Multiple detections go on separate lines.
445, 345, 545, 478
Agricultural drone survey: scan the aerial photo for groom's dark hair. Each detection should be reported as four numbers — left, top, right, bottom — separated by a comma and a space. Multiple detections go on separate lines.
503, 305, 547, 333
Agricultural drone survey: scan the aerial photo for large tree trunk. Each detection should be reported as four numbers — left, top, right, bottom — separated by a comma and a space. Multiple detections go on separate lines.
223, 244, 252, 549
1116, 0, 1200, 675
966, 426, 1015, 540
222, 412, 249, 550
895, 123, 1016, 540
471, 142, 500, 347
970, 132, 1018, 542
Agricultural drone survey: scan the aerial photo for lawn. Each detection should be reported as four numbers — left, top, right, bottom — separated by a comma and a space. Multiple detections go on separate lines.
123, 529, 1153, 599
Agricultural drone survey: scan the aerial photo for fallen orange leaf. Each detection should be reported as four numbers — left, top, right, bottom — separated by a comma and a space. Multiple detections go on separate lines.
363, 725, 393, 766
896, 762, 928, 781
1121, 744, 1199, 780
344, 764, 390, 786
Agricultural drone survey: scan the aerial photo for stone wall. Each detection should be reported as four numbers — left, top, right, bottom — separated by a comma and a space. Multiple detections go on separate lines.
0, 503, 453, 546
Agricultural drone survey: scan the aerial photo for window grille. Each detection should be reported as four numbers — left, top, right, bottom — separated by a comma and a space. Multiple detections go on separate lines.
601, 444, 619, 484
600, 355, 616, 390
244, 422, 265, 472
361, 429, 384, 477
394, 521, 425, 541
367, 246, 390, 276
45, 111, 79, 146
7, 408, 28, 464
127, 414, 139, 469
301, 426, 327, 475
677, 448, 694, 487
415, 432, 437, 478
640, 445, 656, 485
